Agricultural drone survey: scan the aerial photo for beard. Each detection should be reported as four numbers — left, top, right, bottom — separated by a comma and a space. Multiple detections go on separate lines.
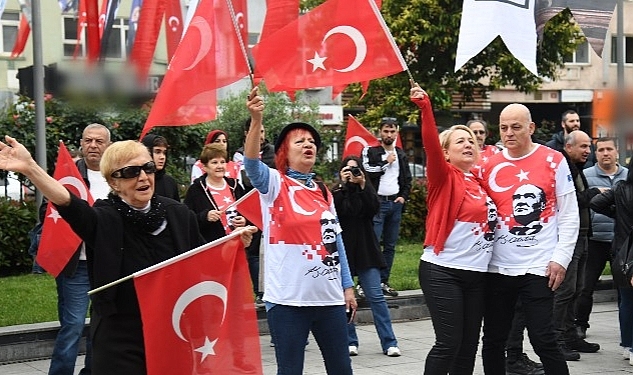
382, 138, 394, 146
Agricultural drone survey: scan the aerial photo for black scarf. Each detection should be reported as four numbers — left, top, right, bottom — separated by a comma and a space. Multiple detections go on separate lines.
108, 193, 167, 233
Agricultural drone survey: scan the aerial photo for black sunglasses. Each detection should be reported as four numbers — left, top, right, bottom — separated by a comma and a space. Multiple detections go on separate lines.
111, 161, 157, 179
381, 117, 398, 124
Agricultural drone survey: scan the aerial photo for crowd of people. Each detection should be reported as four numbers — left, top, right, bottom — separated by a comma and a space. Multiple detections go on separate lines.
0, 83, 630, 375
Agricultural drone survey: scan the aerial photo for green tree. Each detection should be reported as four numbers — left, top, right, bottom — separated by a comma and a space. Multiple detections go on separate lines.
300, 0, 583, 125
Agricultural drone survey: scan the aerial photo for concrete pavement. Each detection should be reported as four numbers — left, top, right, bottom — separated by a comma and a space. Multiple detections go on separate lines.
1, 301, 630, 374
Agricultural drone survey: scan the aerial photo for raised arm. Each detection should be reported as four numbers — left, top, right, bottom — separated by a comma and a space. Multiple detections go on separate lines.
0, 136, 71, 206
409, 84, 449, 185
245, 87, 264, 159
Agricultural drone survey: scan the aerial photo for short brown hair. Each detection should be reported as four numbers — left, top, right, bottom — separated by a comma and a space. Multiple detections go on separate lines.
199, 143, 227, 164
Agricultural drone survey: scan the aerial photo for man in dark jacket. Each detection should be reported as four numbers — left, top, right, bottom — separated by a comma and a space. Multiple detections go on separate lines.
49, 123, 111, 375
554, 130, 603, 360
141, 134, 180, 201
361, 117, 412, 297
576, 137, 628, 338
546, 110, 595, 167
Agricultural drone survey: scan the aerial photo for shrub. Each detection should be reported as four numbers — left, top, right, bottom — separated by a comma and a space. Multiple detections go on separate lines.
0, 198, 37, 275
400, 180, 428, 242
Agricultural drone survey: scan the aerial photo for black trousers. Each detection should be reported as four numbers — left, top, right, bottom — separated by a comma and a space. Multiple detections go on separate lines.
505, 298, 528, 357
418, 260, 485, 375
553, 235, 587, 341
575, 239, 612, 329
482, 273, 568, 375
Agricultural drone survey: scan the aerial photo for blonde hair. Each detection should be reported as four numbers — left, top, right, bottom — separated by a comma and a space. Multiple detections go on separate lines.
438, 125, 480, 162
100, 141, 151, 184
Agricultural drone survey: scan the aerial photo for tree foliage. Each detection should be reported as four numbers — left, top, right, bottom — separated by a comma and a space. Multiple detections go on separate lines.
300, 0, 584, 126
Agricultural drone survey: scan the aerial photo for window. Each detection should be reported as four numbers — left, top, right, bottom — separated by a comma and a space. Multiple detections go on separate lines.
563, 40, 589, 64
611, 35, 633, 64
1, 12, 20, 54
62, 15, 129, 59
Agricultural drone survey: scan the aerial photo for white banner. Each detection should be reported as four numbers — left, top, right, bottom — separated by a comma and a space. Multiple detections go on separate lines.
455, 0, 537, 76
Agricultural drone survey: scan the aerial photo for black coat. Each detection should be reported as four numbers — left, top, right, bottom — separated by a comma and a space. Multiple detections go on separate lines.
332, 181, 386, 275
184, 175, 244, 242
590, 181, 633, 255
153, 169, 180, 202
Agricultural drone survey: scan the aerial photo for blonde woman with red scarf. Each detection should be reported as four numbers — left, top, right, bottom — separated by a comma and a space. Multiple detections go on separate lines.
411, 84, 496, 374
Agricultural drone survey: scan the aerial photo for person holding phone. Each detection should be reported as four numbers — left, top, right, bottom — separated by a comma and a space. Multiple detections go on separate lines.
332, 156, 401, 357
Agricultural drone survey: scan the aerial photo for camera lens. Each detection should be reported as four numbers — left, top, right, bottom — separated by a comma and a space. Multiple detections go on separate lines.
350, 166, 362, 177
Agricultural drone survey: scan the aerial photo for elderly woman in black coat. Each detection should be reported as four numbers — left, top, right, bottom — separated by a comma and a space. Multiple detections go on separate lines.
332, 155, 401, 357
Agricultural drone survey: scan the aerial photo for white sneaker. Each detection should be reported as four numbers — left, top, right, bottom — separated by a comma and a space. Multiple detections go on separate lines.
385, 346, 401, 357
349, 345, 358, 356
629, 351, 633, 366
624, 347, 631, 360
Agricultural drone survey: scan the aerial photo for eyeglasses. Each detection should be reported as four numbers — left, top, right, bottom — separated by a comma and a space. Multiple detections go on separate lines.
320, 218, 337, 225
111, 161, 156, 179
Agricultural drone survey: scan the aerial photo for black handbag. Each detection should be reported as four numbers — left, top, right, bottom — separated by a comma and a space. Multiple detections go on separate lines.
612, 228, 633, 288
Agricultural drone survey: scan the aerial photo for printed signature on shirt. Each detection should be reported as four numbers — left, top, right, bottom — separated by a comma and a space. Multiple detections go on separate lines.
305, 266, 340, 280
496, 234, 539, 247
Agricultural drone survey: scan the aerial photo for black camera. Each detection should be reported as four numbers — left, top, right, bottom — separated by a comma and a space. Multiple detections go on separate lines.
350, 166, 362, 177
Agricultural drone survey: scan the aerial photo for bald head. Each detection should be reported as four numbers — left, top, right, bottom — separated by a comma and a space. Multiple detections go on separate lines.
564, 130, 591, 164
499, 103, 535, 158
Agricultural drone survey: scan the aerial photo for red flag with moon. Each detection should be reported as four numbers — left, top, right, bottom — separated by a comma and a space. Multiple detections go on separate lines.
164, 0, 183, 62
133, 231, 262, 375
37, 142, 94, 277
251, 0, 406, 91
343, 115, 379, 158
140, 0, 250, 138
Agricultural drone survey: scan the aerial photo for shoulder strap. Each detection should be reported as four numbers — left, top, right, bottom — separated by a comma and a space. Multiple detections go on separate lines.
316, 181, 328, 203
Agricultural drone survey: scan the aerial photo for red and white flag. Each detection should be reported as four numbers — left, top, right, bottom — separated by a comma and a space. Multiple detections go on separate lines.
140, 0, 250, 138
251, 0, 406, 92
130, 0, 168, 79
163, 0, 183, 62
37, 142, 94, 277
133, 231, 263, 375
343, 115, 379, 158
229, 188, 262, 230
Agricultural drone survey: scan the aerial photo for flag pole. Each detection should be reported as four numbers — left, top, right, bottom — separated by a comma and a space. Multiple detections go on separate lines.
87, 228, 251, 295
224, 186, 257, 211
225, 0, 254, 88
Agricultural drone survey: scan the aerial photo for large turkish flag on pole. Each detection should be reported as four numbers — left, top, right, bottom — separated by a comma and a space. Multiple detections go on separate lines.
343, 115, 379, 158
140, 0, 250, 138
37, 142, 94, 277
133, 231, 262, 375
251, 0, 406, 91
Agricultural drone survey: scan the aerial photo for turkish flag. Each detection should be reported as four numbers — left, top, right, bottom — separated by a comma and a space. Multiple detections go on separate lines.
260, 0, 298, 41
85, 0, 101, 62
133, 231, 263, 375
37, 142, 95, 277
130, 0, 168, 79
343, 115, 379, 158
251, 0, 406, 91
140, 0, 250, 138
230, 189, 262, 230
164, 0, 183, 62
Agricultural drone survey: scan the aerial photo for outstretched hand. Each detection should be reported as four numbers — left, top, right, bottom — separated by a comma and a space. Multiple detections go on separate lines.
0, 136, 35, 174
409, 80, 429, 109
246, 86, 264, 123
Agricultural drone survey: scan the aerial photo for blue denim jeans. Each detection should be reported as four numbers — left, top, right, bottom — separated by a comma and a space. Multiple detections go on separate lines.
267, 304, 352, 375
49, 261, 92, 375
348, 267, 398, 352
618, 287, 633, 348
373, 200, 403, 284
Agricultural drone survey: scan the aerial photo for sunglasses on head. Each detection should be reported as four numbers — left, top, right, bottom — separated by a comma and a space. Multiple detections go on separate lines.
111, 161, 156, 179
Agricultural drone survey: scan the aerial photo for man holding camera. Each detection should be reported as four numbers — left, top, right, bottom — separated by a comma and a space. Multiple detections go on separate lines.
362, 117, 412, 297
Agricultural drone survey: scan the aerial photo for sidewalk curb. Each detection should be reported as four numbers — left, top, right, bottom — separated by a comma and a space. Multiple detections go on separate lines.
0, 285, 617, 364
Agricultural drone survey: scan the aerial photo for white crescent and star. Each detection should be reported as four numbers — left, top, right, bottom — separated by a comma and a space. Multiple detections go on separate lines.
171, 281, 228, 361
288, 186, 317, 215
235, 12, 245, 30
344, 136, 370, 151
307, 25, 368, 73
488, 162, 516, 193
168, 16, 180, 32
181, 16, 212, 71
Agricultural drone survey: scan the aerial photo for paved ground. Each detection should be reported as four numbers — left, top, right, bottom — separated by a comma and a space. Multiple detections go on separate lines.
1, 301, 630, 374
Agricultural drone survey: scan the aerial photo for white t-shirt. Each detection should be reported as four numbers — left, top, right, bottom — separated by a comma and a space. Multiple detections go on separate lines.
259, 171, 345, 306
80, 169, 110, 260
378, 150, 399, 196
481, 145, 576, 276
422, 173, 495, 272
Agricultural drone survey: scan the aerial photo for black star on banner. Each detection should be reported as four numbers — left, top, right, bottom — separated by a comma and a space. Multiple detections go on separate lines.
535, 0, 617, 57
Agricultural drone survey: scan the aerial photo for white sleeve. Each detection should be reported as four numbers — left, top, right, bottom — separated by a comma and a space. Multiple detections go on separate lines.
550, 191, 579, 269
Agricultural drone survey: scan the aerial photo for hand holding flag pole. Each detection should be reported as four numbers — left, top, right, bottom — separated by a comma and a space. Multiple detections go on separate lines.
87, 226, 258, 295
